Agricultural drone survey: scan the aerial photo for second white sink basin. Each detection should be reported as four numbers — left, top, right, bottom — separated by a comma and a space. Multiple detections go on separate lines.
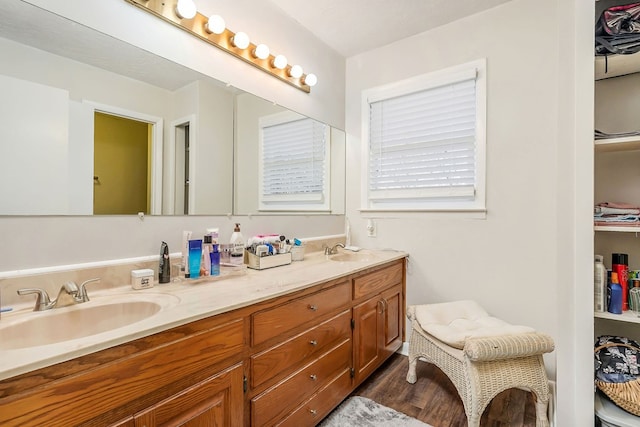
0, 294, 179, 350
329, 252, 375, 262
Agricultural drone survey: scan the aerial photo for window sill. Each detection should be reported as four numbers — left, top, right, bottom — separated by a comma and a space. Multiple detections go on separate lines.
357, 208, 487, 220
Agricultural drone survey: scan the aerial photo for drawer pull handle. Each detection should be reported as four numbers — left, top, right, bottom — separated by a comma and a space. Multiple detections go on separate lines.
308, 304, 318, 311
310, 409, 317, 415
310, 340, 318, 346
310, 374, 317, 381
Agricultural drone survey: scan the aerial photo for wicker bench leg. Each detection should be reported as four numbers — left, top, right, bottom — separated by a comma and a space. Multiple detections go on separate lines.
466, 413, 481, 427
406, 354, 418, 384
534, 395, 550, 427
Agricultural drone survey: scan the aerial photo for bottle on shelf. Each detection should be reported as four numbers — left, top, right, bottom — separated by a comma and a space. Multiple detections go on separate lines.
595, 255, 607, 313
608, 271, 623, 315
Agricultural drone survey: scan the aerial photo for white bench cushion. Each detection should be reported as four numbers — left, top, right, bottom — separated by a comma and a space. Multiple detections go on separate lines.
413, 300, 535, 349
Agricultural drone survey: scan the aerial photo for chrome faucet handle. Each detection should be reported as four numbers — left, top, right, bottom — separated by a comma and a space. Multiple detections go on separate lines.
53, 282, 80, 308
77, 278, 101, 303
17, 288, 52, 311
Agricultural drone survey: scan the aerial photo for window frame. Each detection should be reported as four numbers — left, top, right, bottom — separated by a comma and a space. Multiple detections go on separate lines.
360, 58, 487, 213
258, 110, 331, 212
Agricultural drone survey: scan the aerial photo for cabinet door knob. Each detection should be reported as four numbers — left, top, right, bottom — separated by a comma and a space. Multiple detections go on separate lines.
308, 304, 318, 311
309, 340, 318, 346
310, 374, 317, 381
310, 409, 317, 415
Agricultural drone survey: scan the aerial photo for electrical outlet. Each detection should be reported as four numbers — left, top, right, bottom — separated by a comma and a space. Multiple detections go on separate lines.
366, 219, 376, 237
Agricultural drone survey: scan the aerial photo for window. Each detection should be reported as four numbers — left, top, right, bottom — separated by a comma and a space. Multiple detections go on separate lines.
361, 59, 486, 212
259, 111, 330, 211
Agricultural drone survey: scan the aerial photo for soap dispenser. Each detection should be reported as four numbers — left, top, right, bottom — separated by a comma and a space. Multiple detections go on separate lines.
230, 223, 245, 265
159, 241, 170, 284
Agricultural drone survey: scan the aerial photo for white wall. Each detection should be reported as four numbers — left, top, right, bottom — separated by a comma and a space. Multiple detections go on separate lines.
345, 0, 593, 425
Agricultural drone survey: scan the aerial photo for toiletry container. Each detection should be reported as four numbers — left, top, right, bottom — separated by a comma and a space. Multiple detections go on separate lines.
159, 241, 171, 284
595, 255, 607, 313
230, 223, 245, 265
131, 269, 154, 290
609, 272, 623, 315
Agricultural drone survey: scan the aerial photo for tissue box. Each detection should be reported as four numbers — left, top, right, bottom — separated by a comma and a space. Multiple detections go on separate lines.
131, 268, 154, 290
246, 252, 292, 270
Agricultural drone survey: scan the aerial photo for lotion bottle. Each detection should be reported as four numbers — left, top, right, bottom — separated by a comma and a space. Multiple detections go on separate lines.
230, 223, 245, 265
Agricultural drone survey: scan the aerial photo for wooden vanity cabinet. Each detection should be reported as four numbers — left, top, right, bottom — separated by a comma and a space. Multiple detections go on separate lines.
0, 257, 406, 427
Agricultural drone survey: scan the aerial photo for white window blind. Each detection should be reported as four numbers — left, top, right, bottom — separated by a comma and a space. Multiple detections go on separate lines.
259, 114, 329, 210
363, 60, 485, 211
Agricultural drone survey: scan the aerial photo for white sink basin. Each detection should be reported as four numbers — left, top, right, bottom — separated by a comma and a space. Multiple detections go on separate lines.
0, 294, 179, 349
329, 252, 375, 262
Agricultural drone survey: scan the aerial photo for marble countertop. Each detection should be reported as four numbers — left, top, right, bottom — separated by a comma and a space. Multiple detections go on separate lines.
0, 249, 407, 381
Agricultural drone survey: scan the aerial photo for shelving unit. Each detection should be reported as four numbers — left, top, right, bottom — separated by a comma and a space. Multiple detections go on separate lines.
594, 63, 640, 331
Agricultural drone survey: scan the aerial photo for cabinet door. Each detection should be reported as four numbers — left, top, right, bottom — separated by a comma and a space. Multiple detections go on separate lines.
353, 296, 382, 385
353, 284, 404, 385
380, 285, 403, 360
134, 363, 243, 427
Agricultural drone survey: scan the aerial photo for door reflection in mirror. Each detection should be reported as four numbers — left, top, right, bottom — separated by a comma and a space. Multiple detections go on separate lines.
93, 112, 150, 215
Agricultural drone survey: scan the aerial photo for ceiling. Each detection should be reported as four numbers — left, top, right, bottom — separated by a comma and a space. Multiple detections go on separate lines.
267, 0, 514, 57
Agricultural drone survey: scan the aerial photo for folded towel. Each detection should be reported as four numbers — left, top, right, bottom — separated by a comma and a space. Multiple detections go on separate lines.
595, 206, 640, 215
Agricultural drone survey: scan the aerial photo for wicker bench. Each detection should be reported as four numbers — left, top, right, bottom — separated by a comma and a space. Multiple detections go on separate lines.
406, 302, 555, 427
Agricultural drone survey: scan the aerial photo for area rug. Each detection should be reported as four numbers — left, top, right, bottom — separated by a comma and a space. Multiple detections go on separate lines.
318, 396, 432, 427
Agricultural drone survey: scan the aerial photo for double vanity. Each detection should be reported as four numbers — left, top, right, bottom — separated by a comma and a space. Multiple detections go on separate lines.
0, 248, 407, 426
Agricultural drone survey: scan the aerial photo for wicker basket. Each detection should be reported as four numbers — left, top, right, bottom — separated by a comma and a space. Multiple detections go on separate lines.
595, 342, 640, 417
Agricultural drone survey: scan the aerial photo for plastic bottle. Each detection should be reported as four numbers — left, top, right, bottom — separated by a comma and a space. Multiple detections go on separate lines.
210, 244, 220, 276
594, 255, 606, 313
230, 223, 245, 265
608, 271, 623, 315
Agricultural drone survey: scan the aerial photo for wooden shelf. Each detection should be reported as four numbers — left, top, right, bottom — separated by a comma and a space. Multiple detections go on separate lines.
595, 51, 640, 80
595, 310, 640, 324
595, 135, 640, 152
595, 225, 640, 233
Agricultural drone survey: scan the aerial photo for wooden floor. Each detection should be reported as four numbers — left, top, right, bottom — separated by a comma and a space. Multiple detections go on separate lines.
352, 354, 538, 427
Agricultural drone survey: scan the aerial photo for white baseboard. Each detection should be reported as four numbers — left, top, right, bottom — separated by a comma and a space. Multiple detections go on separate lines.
397, 341, 409, 356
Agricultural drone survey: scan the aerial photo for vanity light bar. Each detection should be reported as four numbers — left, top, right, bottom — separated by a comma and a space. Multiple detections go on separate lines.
124, 0, 316, 93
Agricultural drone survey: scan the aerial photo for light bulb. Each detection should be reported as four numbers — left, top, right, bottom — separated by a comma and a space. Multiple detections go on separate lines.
272, 54, 287, 70
289, 65, 303, 79
253, 44, 270, 60
175, 0, 196, 19
303, 73, 317, 87
232, 31, 250, 49
205, 15, 225, 34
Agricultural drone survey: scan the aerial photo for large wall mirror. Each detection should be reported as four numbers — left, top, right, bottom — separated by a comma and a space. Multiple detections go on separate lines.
0, 0, 345, 216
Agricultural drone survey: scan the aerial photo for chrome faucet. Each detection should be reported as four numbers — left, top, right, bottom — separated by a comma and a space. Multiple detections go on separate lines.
17, 278, 101, 311
324, 243, 345, 255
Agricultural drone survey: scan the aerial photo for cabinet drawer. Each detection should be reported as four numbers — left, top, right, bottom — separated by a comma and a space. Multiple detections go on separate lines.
251, 310, 351, 389
251, 339, 351, 427
252, 282, 350, 346
275, 368, 352, 427
353, 261, 403, 299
